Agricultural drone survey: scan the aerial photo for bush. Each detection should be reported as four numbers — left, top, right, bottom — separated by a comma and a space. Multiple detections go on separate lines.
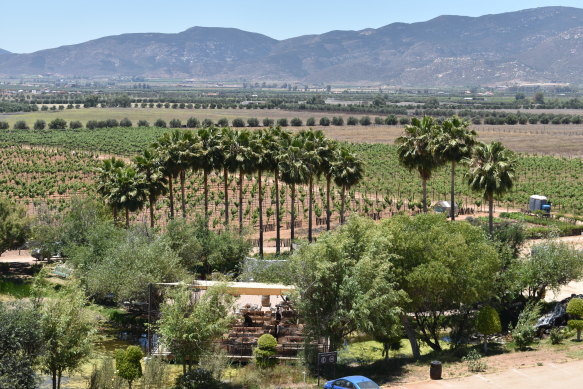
232, 118, 245, 127
154, 119, 167, 128
120, 118, 132, 127
319, 117, 331, 126
186, 117, 200, 128
254, 334, 278, 368
276, 118, 288, 127
202, 119, 213, 128
262, 118, 274, 127
105, 119, 119, 128
374, 117, 384, 125
462, 349, 486, 372
169, 119, 182, 128
385, 115, 398, 125
550, 327, 566, 344
217, 118, 229, 127
142, 357, 169, 389
476, 306, 501, 352
332, 116, 344, 126
290, 117, 303, 126
0, 121, 9, 130
567, 298, 583, 341
34, 120, 46, 130
115, 346, 143, 387
359, 116, 372, 126
14, 120, 29, 130
137, 120, 150, 127
246, 117, 259, 127
306, 117, 316, 126
48, 118, 67, 130
172, 369, 219, 389
69, 120, 83, 129
346, 116, 358, 125
511, 302, 541, 350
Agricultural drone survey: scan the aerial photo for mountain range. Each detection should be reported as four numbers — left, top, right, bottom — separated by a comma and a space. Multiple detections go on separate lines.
2, 6, 583, 86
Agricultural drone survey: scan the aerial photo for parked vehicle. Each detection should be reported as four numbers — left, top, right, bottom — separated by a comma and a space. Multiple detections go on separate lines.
323, 376, 381, 389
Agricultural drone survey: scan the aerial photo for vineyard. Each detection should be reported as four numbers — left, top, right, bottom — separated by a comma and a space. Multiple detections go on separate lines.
0, 127, 581, 239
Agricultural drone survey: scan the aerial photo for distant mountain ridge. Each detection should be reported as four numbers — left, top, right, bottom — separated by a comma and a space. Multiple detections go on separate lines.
2, 6, 583, 86
0, 49, 10, 55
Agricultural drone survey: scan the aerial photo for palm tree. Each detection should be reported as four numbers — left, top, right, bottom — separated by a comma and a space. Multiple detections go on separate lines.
134, 148, 168, 228
395, 116, 442, 213
96, 157, 126, 224
433, 116, 477, 220
264, 127, 288, 254
315, 134, 338, 231
297, 129, 323, 242
278, 136, 310, 250
332, 147, 364, 224
110, 166, 148, 228
195, 126, 221, 226
250, 129, 272, 257
218, 127, 235, 227
466, 141, 516, 234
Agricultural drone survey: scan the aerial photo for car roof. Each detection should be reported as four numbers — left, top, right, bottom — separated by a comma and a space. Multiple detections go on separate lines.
344, 376, 373, 383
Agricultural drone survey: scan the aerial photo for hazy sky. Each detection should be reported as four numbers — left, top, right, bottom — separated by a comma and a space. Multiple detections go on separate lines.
1, 1, 581, 53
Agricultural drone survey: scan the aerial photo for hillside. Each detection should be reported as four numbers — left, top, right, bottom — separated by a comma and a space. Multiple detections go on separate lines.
2, 6, 583, 85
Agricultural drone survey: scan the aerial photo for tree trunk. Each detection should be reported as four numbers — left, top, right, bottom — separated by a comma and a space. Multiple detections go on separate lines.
340, 186, 346, 224
450, 161, 456, 220
52, 370, 57, 389
422, 178, 428, 213
275, 170, 281, 254
168, 175, 174, 219
149, 193, 155, 228
180, 169, 186, 218
223, 167, 229, 227
113, 207, 118, 226
239, 169, 244, 233
57, 370, 62, 389
125, 208, 130, 228
258, 170, 263, 258
326, 175, 331, 231
308, 176, 313, 242
401, 314, 420, 360
488, 195, 494, 235
290, 183, 295, 250
203, 170, 209, 227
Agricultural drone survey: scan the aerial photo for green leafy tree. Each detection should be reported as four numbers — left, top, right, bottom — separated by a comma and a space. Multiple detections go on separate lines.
476, 306, 501, 353
291, 217, 404, 351
40, 283, 96, 389
395, 116, 442, 213
0, 197, 29, 256
96, 157, 127, 223
254, 334, 278, 368
34, 119, 46, 130
14, 120, 29, 130
48, 118, 67, 130
466, 141, 516, 234
134, 148, 168, 228
331, 147, 363, 224
157, 283, 234, 374
433, 116, 476, 220
154, 119, 167, 128
115, 346, 143, 389
567, 298, 583, 341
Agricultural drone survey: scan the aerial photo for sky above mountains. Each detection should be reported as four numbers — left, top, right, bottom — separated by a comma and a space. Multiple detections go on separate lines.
1, 1, 581, 53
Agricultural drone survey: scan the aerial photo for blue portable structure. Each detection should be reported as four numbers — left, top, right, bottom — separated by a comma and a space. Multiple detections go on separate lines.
528, 195, 551, 214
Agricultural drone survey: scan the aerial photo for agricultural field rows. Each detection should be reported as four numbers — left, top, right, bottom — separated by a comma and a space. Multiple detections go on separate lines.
0, 126, 581, 222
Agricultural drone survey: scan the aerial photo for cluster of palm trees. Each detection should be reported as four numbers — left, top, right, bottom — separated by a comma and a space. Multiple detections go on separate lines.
96, 126, 364, 256
396, 115, 516, 233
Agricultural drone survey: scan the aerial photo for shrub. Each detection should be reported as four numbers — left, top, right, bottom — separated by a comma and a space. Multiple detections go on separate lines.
48, 118, 67, 129
154, 119, 167, 128
115, 346, 143, 388
172, 369, 219, 389
374, 117, 384, 125
319, 117, 330, 126
290, 117, 303, 126
511, 302, 541, 350
0, 121, 9, 130
262, 118, 274, 127
306, 117, 316, 126
34, 120, 46, 130
137, 120, 150, 127
69, 120, 83, 129
120, 118, 133, 127
567, 298, 583, 341
276, 118, 288, 127
476, 306, 501, 353
246, 117, 259, 127
359, 116, 372, 126
217, 118, 229, 127
399, 117, 410, 125
462, 349, 486, 372
186, 117, 200, 128
105, 119, 119, 128
550, 327, 566, 345
346, 116, 358, 125
232, 118, 245, 127
14, 120, 29, 130
332, 116, 344, 126
385, 115, 398, 125
169, 119, 182, 128
202, 119, 213, 128
254, 334, 278, 368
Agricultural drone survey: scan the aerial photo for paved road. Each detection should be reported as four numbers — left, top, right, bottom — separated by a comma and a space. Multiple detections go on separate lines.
394, 360, 583, 389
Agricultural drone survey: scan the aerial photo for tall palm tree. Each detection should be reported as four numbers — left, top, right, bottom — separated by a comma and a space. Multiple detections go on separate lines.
264, 127, 288, 254
110, 166, 148, 228
315, 134, 338, 231
250, 129, 272, 257
433, 116, 477, 220
332, 147, 364, 224
134, 148, 168, 228
152, 131, 183, 219
395, 116, 442, 213
96, 157, 126, 224
218, 127, 235, 227
279, 135, 310, 249
297, 129, 323, 242
466, 141, 516, 234
195, 126, 221, 226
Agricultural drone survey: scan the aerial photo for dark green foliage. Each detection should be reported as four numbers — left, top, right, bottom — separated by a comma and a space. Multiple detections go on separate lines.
172, 369, 219, 389
34, 119, 46, 130
319, 117, 330, 126
186, 117, 200, 128
120, 118, 133, 127
290, 117, 303, 126
246, 117, 259, 127
262, 118, 274, 127
154, 119, 167, 128
48, 118, 67, 129
0, 121, 9, 130
359, 116, 371, 125
567, 298, 583, 341
232, 118, 245, 127
116, 346, 143, 388
217, 118, 229, 127
306, 117, 316, 126
169, 119, 182, 128
14, 120, 29, 130
69, 120, 83, 129
0, 196, 29, 255
550, 328, 566, 344
276, 118, 288, 127
137, 120, 150, 127
346, 116, 358, 125
511, 302, 541, 350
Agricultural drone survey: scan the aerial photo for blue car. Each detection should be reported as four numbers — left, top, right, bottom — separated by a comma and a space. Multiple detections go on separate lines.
323, 375, 381, 389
